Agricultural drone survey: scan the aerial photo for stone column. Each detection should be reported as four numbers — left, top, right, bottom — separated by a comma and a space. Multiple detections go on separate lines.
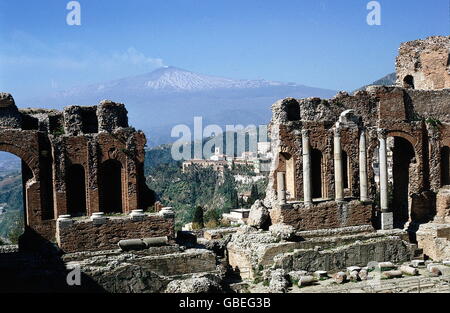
378, 129, 393, 230
359, 129, 369, 202
334, 128, 344, 201
302, 129, 312, 204
277, 171, 286, 204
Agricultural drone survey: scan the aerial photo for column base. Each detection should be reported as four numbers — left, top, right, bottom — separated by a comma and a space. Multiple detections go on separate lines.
381, 212, 394, 230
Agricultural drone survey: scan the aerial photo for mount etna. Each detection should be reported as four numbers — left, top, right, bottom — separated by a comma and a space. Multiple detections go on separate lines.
18, 66, 338, 146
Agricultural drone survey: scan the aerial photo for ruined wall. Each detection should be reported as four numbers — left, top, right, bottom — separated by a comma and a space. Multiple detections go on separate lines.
267, 40, 450, 230
0, 93, 157, 249
56, 214, 175, 253
271, 201, 372, 231
396, 36, 450, 90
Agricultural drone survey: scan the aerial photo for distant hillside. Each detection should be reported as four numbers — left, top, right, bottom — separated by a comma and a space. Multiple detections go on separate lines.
354, 72, 396, 93
18, 66, 337, 146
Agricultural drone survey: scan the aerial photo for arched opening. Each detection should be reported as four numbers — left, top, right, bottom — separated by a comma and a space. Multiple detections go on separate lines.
311, 149, 323, 199
279, 152, 296, 200
392, 136, 415, 228
403, 75, 415, 89
441, 146, 450, 186
286, 102, 300, 121
342, 151, 349, 189
66, 164, 87, 217
0, 152, 29, 245
99, 159, 123, 214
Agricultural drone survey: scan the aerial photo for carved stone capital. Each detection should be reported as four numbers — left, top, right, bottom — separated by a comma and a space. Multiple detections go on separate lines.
301, 129, 310, 138
377, 128, 387, 140
333, 127, 341, 137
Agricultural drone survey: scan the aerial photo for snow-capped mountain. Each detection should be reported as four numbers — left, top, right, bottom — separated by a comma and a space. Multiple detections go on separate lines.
57, 66, 293, 96
20, 66, 337, 146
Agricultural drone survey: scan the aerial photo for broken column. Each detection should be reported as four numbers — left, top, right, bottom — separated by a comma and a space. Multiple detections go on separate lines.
359, 129, 369, 201
302, 129, 312, 205
379, 129, 393, 230
333, 127, 344, 201
277, 171, 287, 204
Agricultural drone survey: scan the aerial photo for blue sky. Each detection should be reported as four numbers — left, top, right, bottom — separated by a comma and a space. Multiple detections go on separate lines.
0, 0, 448, 98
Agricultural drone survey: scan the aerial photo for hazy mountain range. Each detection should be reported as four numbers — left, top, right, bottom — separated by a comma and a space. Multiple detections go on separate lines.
18, 67, 394, 146
17, 66, 338, 145
354, 72, 396, 93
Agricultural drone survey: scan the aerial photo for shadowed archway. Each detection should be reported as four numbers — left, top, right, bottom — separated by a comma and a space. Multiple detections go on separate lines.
392, 136, 416, 228
99, 159, 123, 214
66, 164, 87, 217
311, 149, 324, 199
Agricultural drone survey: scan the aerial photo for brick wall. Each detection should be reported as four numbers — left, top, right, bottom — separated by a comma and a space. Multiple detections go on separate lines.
56, 213, 175, 253
272, 200, 373, 231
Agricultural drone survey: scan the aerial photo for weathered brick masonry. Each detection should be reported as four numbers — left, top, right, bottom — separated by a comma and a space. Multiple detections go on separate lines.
57, 213, 174, 253
266, 36, 450, 232
0, 93, 158, 250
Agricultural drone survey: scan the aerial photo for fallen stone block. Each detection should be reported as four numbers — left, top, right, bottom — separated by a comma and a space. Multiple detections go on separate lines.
427, 263, 440, 272
358, 269, 369, 281
411, 260, 425, 268
118, 239, 146, 251
247, 200, 270, 230
269, 269, 289, 293
333, 272, 347, 284
313, 270, 328, 280
349, 270, 360, 282
428, 266, 442, 276
269, 223, 296, 241
399, 265, 419, 276
142, 236, 169, 247
288, 271, 308, 283
378, 262, 396, 271
298, 276, 316, 287
381, 270, 403, 279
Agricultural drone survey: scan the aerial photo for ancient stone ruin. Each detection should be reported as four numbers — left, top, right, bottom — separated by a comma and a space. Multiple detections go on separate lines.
0, 93, 168, 252
1, 36, 449, 293
266, 36, 450, 236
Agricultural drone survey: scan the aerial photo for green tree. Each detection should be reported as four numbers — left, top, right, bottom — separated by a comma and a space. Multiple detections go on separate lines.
192, 206, 204, 229
204, 209, 221, 229
232, 189, 239, 209
247, 184, 259, 207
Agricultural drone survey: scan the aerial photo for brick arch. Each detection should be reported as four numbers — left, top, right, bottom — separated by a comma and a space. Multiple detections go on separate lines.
98, 158, 124, 213
386, 130, 418, 146
0, 142, 39, 178
442, 138, 450, 148
276, 151, 297, 200
386, 130, 420, 161
311, 148, 327, 199
100, 146, 127, 169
